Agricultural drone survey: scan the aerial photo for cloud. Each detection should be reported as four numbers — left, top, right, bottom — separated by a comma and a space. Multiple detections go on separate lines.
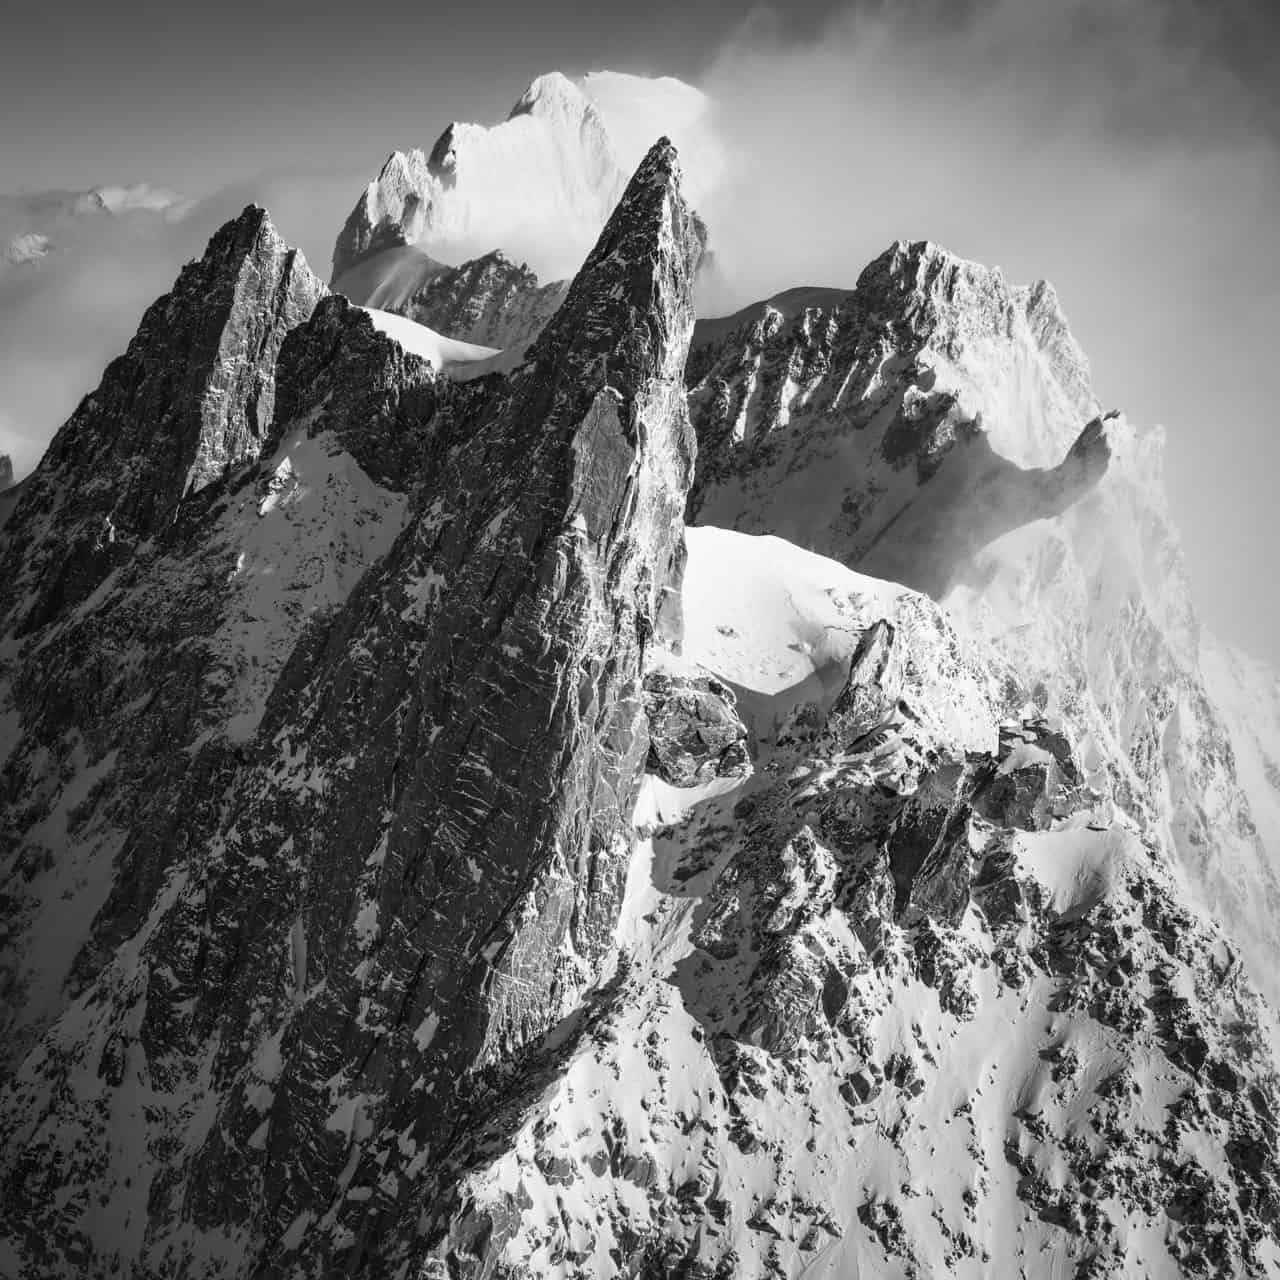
692, 0, 1280, 659
697, 0, 1279, 304
0, 169, 363, 481
1, 9, 1276, 656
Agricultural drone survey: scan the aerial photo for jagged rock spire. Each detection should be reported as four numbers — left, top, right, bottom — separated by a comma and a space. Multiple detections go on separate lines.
199, 136, 701, 1275
0, 206, 324, 633
0, 139, 702, 1278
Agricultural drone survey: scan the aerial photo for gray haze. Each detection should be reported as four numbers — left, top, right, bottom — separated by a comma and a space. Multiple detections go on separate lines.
694, 0, 1280, 665
0, 0, 1277, 662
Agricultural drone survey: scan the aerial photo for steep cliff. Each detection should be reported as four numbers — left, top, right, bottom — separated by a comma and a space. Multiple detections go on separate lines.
419, 527, 1280, 1279
336, 248, 568, 353
0, 139, 703, 1276
0, 206, 326, 636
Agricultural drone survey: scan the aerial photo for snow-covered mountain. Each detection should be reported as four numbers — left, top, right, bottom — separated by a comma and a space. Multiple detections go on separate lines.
432, 526, 1280, 1278
337, 247, 570, 353
331, 70, 722, 294
686, 239, 1280, 1008
3, 68, 1280, 1280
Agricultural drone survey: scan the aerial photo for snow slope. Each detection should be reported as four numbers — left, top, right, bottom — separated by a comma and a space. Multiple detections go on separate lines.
687, 239, 1280, 1006
331, 72, 628, 284
361, 306, 499, 373
436, 527, 1280, 1279
331, 69, 724, 290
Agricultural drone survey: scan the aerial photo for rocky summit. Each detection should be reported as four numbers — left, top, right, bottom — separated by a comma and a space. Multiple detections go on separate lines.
2, 70, 1280, 1280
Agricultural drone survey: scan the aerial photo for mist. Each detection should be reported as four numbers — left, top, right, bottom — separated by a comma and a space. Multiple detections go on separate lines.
0, 169, 361, 477
1, 0, 1276, 660
694, 0, 1280, 661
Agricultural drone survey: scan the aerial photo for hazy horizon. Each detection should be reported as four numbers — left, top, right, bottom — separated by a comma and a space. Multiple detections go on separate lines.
2, 0, 1278, 665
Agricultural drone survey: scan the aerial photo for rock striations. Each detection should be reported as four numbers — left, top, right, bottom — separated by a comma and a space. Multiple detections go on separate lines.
686, 239, 1103, 580
337, 247, 569, 353
0, 206, 326, 636
2, 80, 1280, 1280
0, 138, 703, 1278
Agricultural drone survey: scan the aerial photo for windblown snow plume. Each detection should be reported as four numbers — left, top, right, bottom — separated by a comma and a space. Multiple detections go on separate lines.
2, 46, 1280, 1280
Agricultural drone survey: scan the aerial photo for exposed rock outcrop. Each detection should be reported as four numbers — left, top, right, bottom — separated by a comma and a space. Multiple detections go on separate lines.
686, 238, 1280, 1005
644, 669, 751, 787
686, 239, 1105, 591
420, 527, 1280, 1280
336, 247, 568, 351
0, 139, 703, 1277
0, 205, 325, 635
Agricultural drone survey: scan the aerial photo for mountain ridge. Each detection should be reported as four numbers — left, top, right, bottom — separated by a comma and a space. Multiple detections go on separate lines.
1, 70, 1279, 1279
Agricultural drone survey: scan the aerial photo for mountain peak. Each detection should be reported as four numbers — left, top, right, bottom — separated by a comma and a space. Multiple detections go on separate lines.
509, 69, 594, 120
330, 70, 724, 290
203, 202, 284, 267
0, 122, 706, 1277
535, 137, 692, 361
0, 206, 325, 632
857, 238, 1000, 303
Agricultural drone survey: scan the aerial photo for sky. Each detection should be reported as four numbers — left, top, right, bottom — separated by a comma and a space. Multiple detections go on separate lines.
1, 0, 1278, 663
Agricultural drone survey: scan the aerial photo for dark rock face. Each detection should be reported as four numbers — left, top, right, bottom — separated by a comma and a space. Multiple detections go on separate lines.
0, 454, 12, 491
972, 719, 1088, 831
270, 291, 464, 489
0, 266, 435, 1081
0, 206, 325, 635
333, 246, 570, 351
886, 764, 977, 928
644, 670, 751, 786
388, 250, 568, 350
822, 619, 899, 752
0, 140, 702, 1277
